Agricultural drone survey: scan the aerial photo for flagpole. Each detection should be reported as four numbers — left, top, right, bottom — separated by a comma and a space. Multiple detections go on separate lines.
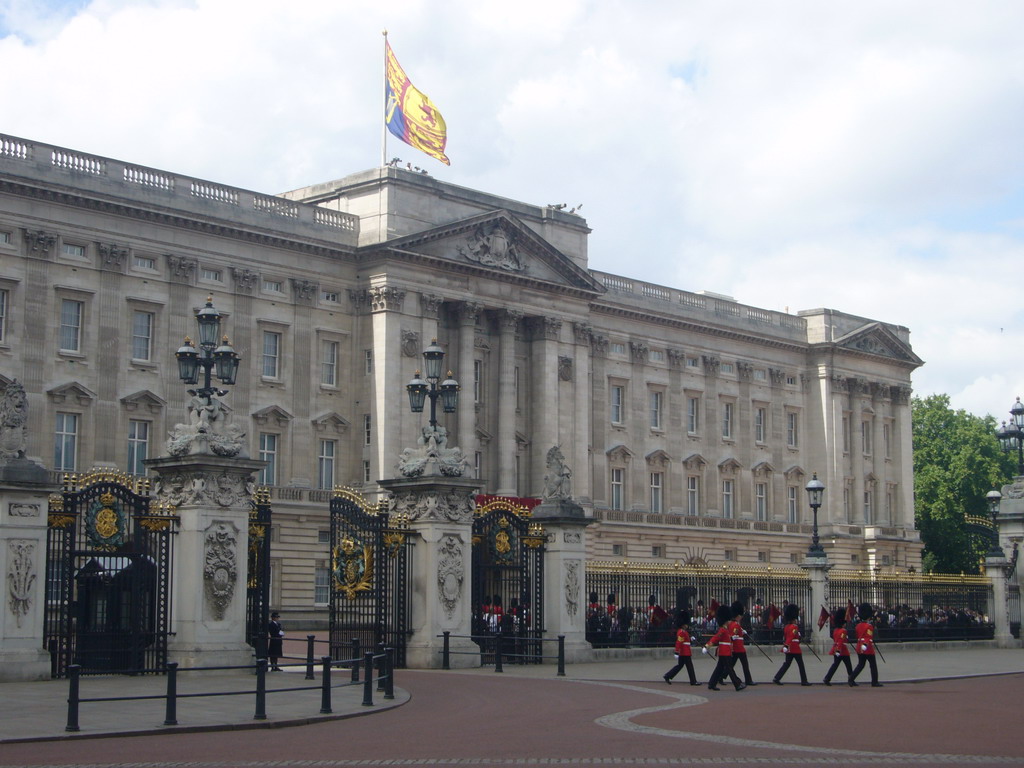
381, 30, 389, 168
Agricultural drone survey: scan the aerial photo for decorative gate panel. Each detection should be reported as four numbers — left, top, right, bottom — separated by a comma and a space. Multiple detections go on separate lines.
471, 499, 545, 663
45, 471, 177, 677
329, 488, 411, 667
246, 488, 273, 657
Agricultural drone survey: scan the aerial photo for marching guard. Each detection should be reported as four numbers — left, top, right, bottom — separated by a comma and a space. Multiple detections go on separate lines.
703, 604, 746, 691
729, 600, 757, 686
849, 602, 883, 687
772, 603, 811, 686
823, 607, 854, 685
663, 610, 700, 685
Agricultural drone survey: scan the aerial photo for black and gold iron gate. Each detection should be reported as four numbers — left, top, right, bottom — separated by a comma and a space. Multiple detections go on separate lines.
471, 499, 546, 663
328, 488, 411, 667
45, 471, 178, 677
246, 488, 273, 658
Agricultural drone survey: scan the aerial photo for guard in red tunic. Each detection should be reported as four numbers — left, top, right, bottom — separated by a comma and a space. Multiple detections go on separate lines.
849, 602, 883, 687
772, 603, 810, 686
729, 600, 756, 686
663, 610, 700, 685
703, 604, 746, 691
822, 607, 854, 685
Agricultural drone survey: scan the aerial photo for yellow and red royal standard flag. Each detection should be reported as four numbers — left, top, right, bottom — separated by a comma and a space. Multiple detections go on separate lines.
385, 42, 449, 165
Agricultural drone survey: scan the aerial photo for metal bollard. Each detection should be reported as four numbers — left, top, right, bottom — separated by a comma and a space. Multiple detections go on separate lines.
254, 658, 267, 720
442, 631, 450, 670
164, 662, 179, 725
384, 647, 395, 700
65, 664, 81, 732
320, 656, 332, 714
362, 650, 375, 706
350, 638, 360, 682
494, 633, 504, 673
305, 635, 316, 680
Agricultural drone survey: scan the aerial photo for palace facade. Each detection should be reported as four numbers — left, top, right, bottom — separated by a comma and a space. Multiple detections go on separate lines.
0, 135, 923, 623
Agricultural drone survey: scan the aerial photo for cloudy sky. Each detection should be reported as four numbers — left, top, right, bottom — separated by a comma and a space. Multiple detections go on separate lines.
1, 0, 1021, 420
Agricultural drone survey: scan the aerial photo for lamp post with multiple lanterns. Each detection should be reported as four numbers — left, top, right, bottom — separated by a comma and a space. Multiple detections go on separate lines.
996, 397, 1024, 476
985, 489, 1004, 558
406, 339, 459, 431
174, 297, 240, 404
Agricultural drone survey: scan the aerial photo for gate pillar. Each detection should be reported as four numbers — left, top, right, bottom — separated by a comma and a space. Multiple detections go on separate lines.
800, 555, 831, 654
380, 475, 479, 669
985, 555, 1018, 648
146, 454, 266, 668
0, 456, 54, 681
533, 499, 593, 663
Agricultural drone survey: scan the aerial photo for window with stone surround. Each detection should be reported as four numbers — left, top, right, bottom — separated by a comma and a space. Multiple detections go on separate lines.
54, 412, 78, 471
258, 432, 278, 486
127, 419, 149, 476
59, 298, 84, 352
317, 439, 336, 490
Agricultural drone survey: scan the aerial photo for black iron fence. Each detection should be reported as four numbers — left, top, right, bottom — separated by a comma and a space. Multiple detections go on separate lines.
438, 631, 566, 675
585, 562, 811, 647
1010, 584, 1021, 639
828, 569, 995, 642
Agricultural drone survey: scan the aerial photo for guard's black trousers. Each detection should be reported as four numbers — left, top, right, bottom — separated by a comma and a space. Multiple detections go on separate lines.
850, 653, 879, 684
823, 654, 854, 683
773, 652, 808, 684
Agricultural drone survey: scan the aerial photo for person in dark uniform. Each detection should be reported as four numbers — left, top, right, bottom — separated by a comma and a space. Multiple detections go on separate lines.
703, 604, 746, 691
268, 611, 284, 671
772, 603, 810, 685
849, 602, 883, 687
823, 607, 854, 685
663, 610, 700, 685
729, 600, 756, 686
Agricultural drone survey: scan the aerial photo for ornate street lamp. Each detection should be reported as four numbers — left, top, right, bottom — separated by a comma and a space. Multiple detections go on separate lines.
996, 397, 1024, 476
176, 297, 240, 402
406, 339, 459, 431
805, 473, 826, 557
985, 489, 1004, 558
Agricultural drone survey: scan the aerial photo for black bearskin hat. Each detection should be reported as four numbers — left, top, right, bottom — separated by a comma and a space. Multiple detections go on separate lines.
716, 604, 733, 623
783, 603, 801, 622
858, 602, 873, 620
730, 600, 745, 617
607, 593, 617, 604
648, 594, 657, 606
589, 592, 599, 603
833, 608, 847, 627
677, 609, 692, 627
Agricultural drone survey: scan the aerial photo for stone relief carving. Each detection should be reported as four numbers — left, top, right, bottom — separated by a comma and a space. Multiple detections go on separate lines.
458, 301, 483, 326
737, 361, 754, 380
667, 349, 685, 367
565, 559, 580, 618
167, 254, 198, 282
291, 278, 317, 303
591, 334, 609, 358
24, 229, 56, 255
558, 356, 573, 382
437, 535, 463, 621
401, 329, 420, 357
98, 243, 128, 271
389, 487, 474, 523
396, 426, 470, 478
702, 355, 721, 375
154, 469, 254, 508
166, 395, 247, 458
370, 286, 406, 312
7, 539, 35, 628
890, 385, 912, 405
457, 221, 525, 272
630, 342, 649, 364
769, 368, 785, 385
563, 531, 581, 544
0, 379, 28, 460
231, 267, 259, 294
500, 309, 524, 334
203, 522, 238, 620
421, 293, 444, 319
8, 503, 39, 517
543, 445, 573, 501
572, 322, 592, 345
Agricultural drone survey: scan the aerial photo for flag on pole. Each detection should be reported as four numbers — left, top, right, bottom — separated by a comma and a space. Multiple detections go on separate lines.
708, 598, 719, 619
767, 603, 781, 626
845, 599, 857, 623
384, 41, 450, 165
817, 606, 830, 630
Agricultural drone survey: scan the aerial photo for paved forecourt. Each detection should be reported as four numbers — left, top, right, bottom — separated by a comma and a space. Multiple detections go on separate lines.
1, 646, 1023, 768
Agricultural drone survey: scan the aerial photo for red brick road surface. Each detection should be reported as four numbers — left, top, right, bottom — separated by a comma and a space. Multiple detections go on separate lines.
1, 669, 1022, 768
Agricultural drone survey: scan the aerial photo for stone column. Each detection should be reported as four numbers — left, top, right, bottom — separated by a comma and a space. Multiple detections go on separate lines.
532, 498, 593, 663
984, 555, 1017, 648
380, 475, 479, 668
0, 457, 54, 681
496, 310, 522, 495
146, 454, 266, 667
369, 286, 407, 482
801, 555, 831, 654
530, 317, 562, 497
456, 302, 483, 461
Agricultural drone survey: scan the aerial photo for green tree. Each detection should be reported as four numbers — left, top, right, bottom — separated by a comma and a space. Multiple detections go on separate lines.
912, 394, 1015, 573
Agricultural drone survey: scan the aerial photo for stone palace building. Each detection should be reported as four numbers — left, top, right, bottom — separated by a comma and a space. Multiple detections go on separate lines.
0, 134, 923, 623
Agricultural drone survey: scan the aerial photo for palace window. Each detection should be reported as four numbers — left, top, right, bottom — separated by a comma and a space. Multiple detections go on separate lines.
258, 433, 278, 486
786, 412, 799, 448
788, 486, 799, 523
650, 472, 663, 513
317, 439, 336, 490
127, 419, 149, 476
610, 385, 624, 424
687, 396, 700, 434
722, 479, 734, 518
131, 310, 154, 361
54, 412, 78, 471
687, 476, 700, 516
59, 299, 83, 352
649, 390, 663, 430
754, 407, 766, 443
262, 331, 281, 378
755, 482, 767, 521
320, 340, 338, 387
722, 402, 734, 439
611, 468, 624, 510
0, 288, 7, 343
